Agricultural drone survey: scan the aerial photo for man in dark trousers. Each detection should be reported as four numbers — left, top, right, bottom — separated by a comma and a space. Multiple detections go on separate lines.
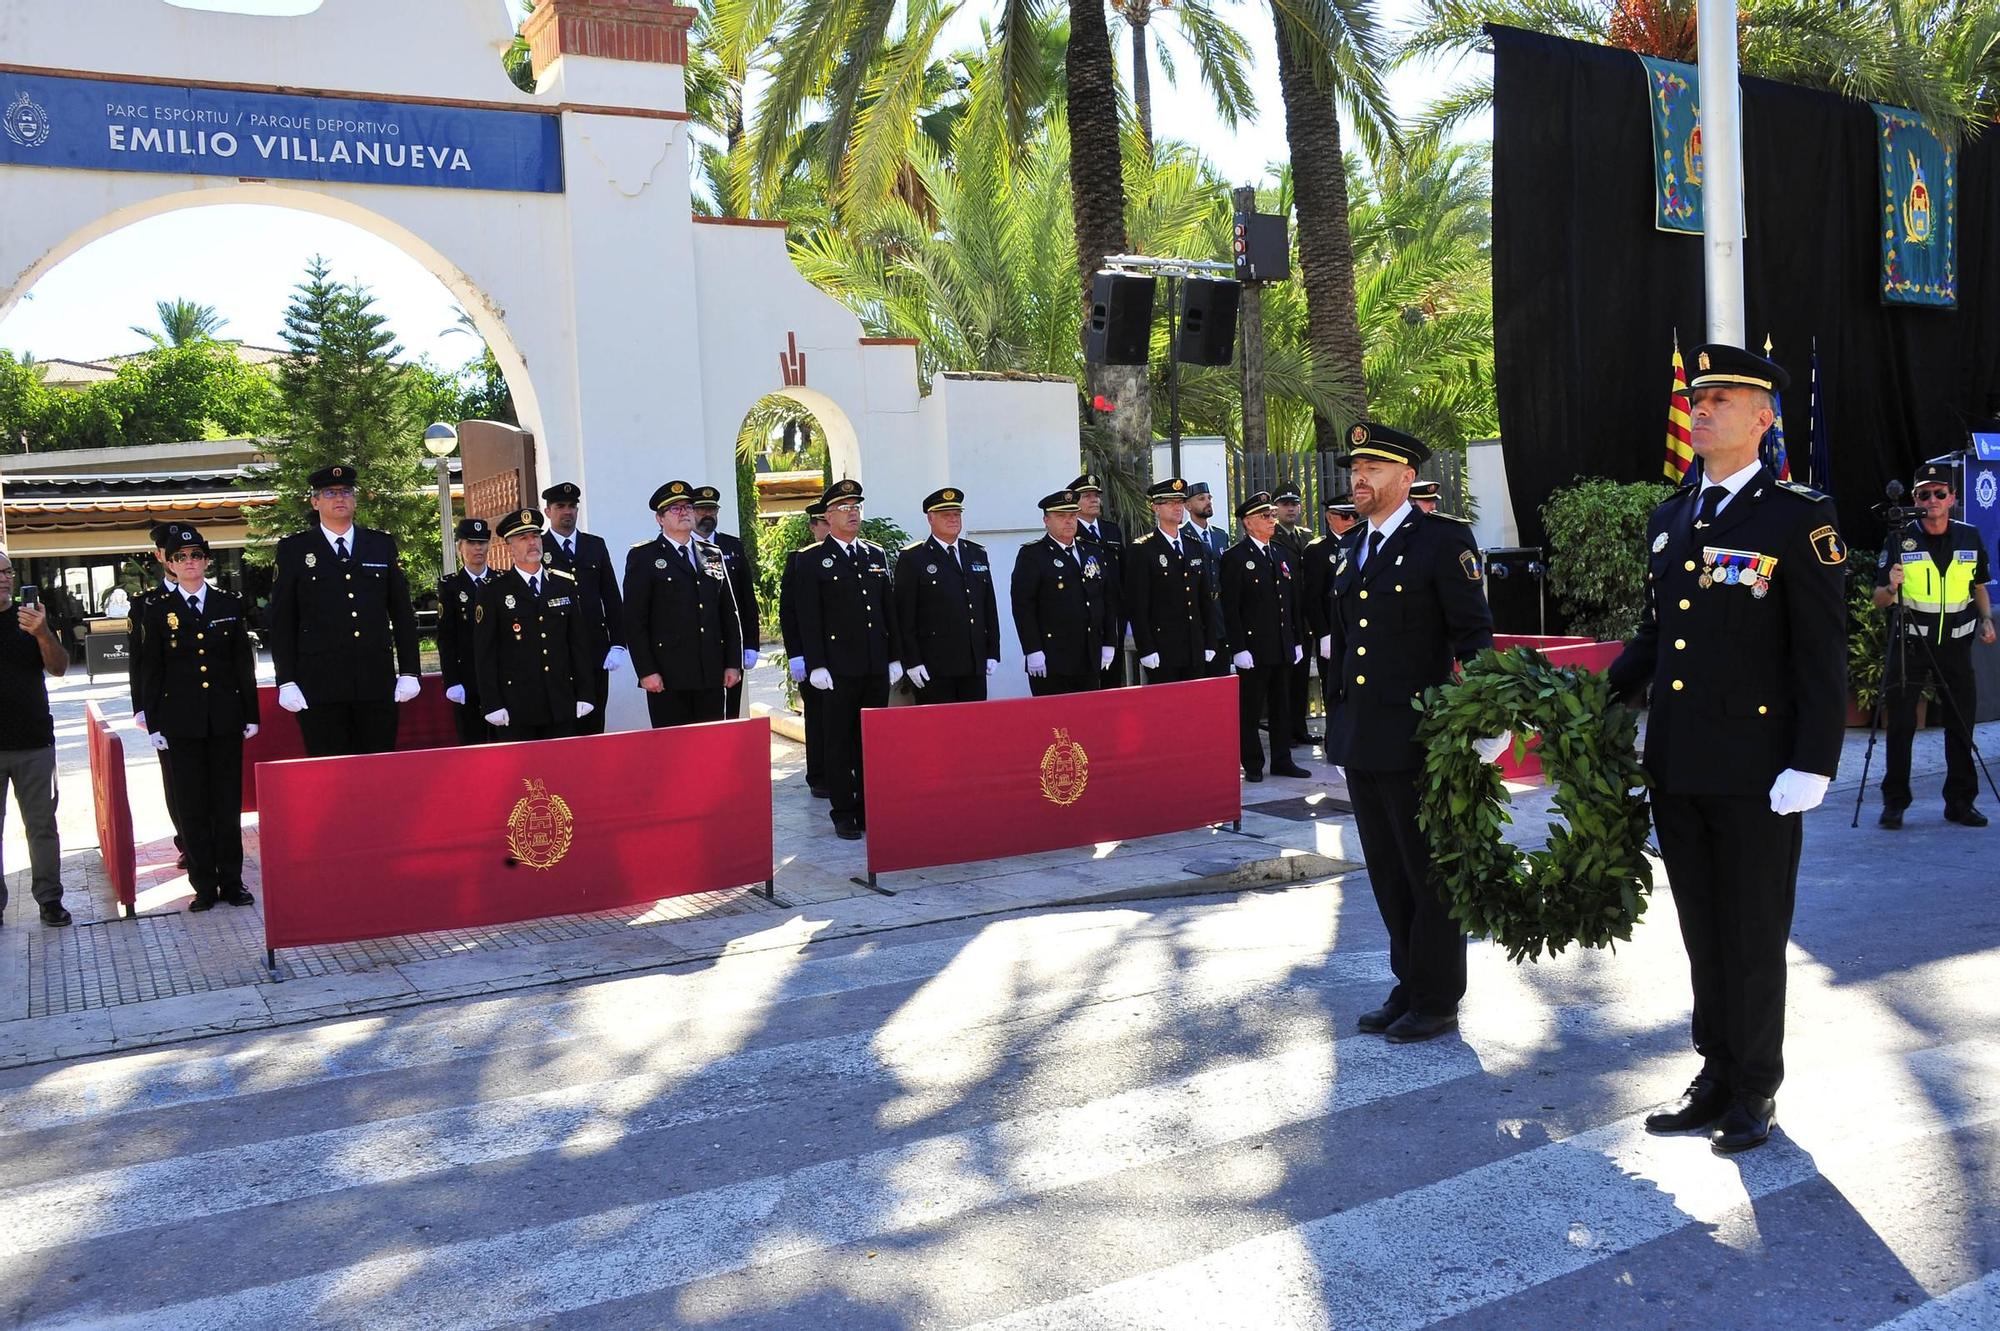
128, 522, 187, 867
1608, 344, 1848, 1154
795, 479, 901, 840
694, 485, 764, 719
1181, 482, 1230, 676
623, 480, 742, 729
0, 547, 73, 926
438, 517, 496, 745
1072, 473, 1126, 688
267, 464, 421, 757
1011, 489, 1114, 697
1324, 424, 1492, 1045
895, 486, 1001, 703
1873, 461, 1994, 829
541, 482, 626, 737
140, 525, 259, 912
1271, 488, 1315, 743
781, 502, 833, 796
1124, 478, 1218, 683
1303, 494, 1360, 754
1221, 492, 1310, 783
476, 509, 598, 742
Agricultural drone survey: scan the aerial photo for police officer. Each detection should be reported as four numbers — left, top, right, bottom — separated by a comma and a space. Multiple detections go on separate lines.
1072, 473, 1127, 687
129, 522, 187, 867
541, 482, 627, 737
692, 485, 764, 719
1012, 489, 1114, 696
1272, 487, 1314, 743
267, 464, 422, 756
796, 479, 900, 839
438, 517, 496, 745
1302, 494, 1360, 751
623, 480, 743, 728
1873, 462, 1994, 829
1409, 479, 1441, 514
139, 525, 259, 911
1324, 423, 1493, 1044
1221, 492, 1311, 782
781, 501, 833, 795
1607, 345, 1848, 1153
475, 510, 596, 741
895, 486, 1001, 703
1124, 478, 1218, 683
1182, 481, 1229, 558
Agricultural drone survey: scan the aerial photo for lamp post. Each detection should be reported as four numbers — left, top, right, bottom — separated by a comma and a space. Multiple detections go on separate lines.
423, 421, 458, 578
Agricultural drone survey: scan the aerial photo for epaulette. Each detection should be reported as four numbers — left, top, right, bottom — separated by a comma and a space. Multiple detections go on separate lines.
1774, 479, 1829, 502
903, 539, 926, 553
1425, 510, 1474, 525
630, 538, 653, 549
546, 566, 576, 581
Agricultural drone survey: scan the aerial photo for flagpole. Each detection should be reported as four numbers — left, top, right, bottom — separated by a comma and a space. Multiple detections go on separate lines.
1698, 1, 1747, 345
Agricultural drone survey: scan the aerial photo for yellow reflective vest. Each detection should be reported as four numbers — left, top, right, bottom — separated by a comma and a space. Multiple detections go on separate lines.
1888, 521, 1989, 645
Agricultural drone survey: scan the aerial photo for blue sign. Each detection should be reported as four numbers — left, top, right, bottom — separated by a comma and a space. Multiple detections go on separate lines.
1, 71, 562, 194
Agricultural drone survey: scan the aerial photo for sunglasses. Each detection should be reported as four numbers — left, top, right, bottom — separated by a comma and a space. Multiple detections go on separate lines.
1913, 488, 1952, 502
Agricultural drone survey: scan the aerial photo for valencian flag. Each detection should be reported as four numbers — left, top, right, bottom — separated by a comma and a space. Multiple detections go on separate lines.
1639, 56, 1703, 234
1760, 337, 1791, 481
1663, 334, 1695, 481
1872, 104, 1957, 307
1807, 338, 1832, 493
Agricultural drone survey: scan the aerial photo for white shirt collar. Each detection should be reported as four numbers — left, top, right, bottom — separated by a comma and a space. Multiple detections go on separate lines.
1367, 501, 1413, 542
1700, 458, 1761, 500
321, 523, 355, 550
175, 584, 204, 612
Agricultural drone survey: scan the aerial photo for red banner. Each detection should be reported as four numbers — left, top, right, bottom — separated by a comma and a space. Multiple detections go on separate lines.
259, 721, 774, 951
1492, 636, 1625, 780
240, 676, 460, 812
84, 701, 139, 917
861, 677, 1242, 875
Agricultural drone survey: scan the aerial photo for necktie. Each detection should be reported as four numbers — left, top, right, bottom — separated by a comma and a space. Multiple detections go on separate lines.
683, 543, 696, 572
530, 574, 541, 598
335, 536, 349, 561
184, 592, 200, 617
947, 543, 961, 570
1363, 530, 1383, 569
564, 538, 575, 560
1695, 486, 1726, 529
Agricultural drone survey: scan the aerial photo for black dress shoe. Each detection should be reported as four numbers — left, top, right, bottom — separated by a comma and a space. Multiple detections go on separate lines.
220, 886, 256, 907
1291, 732, 1314, 746
1879, 806, 1905, 829
1945, 805, 1990, 827
39, 902, 73, 927
186, 894, 218, 913
1384, 1010, 1458, 1043
1709, 1094, 1777, 1154
1272, 763, 1312, 779
1643, 1075, 1732, 1133
1356, 1001, 1408, 1035
1243, 770, 1264, 783
834, 822, 864, 841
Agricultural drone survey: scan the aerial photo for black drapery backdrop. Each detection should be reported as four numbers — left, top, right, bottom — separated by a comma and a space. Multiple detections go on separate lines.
1492, 25, 2000, 550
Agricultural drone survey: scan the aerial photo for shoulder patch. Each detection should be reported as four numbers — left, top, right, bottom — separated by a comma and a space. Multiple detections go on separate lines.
1810, 525, 1847, 566
1459, 549, 1482, 581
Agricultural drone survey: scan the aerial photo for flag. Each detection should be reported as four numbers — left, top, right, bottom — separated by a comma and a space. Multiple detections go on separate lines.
1807, 338, 1832, 493
1760, 336, 1791, 481
1663, 334, 1695, 481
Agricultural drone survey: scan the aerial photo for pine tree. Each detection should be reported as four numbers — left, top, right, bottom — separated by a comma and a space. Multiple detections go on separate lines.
240, 256, 436, 583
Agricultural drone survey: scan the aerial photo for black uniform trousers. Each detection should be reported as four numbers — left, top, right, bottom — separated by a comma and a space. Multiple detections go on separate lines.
1030, 673, 1098, 697
167, 735, 246, 898
497, 719, 576, 743
154, 751, 185, 853
1236, 664, 1295, 776
452, 708, 494, 746
1881, 638, 1979, 812
1288, 655, 1313, 740
913, 673, 987, 704
577, 669, 611, 736
647, 687, 726, 729
296, 702, 398, 758
801, 683, 827, 791
1347, 766, 1467, 1018
1143, 661, 1203, 685
1651, 792, 1802, 1097
823, 674, 889, 824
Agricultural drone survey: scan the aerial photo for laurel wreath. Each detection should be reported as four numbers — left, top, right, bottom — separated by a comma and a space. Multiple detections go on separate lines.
1411, 647, 1655, 963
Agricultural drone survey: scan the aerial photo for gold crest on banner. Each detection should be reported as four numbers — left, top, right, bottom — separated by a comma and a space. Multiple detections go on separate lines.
1039, 727, 1089, 807
506, 776, 574, 870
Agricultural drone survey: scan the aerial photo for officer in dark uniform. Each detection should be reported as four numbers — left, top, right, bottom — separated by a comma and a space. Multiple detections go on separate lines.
1181, 483, 1230, 675
1012, 489, 1114, 696
1408, 479, 1441, 514
438, 517, 496, 745
1324, 424, 1493, 1044
1272, 487, 1315, 742
1123, 478, 1218, 683
1302, 494, 1359, 752
781, 501, 833, 795
267, 464, 422, 757
1221, 492, 1311, 782
475, 509, 597, 741
1607, 344, 1848, 1153
1873, 462, 1994, 828
694, 485, 764, 719
895, 486, 1001, 703
796, 479, 901, 839
138, 525, 259, 911
1072, 473, 1127, 688
129, 522, 187, 867
541, 481, 626, 737
622, 480, 743, 728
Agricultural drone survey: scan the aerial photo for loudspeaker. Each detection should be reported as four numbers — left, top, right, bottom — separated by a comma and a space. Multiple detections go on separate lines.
1175, 277, 1241, 366
1086, 272, 1156, 365
1233, 211, 1290, 283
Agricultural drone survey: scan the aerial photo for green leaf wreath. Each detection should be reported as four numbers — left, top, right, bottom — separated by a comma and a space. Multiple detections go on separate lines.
1412, 647, 1655, 963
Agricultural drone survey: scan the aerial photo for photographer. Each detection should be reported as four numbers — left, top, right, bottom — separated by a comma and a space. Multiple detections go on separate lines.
1873, 463, 1995, 829
0, 549, 72, 926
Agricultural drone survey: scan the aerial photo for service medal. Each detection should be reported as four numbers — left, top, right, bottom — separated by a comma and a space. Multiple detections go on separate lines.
1724, 566, 1740, 585
1652, 532, 1669, 554
1698, 573, 1713, 589
1753, 582, 1770, 599
305, 552, 317, 569
655, 557, 668, 569
927, 564, 938, 574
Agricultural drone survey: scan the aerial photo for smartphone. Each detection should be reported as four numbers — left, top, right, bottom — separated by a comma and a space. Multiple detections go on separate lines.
18, 585, 38, 611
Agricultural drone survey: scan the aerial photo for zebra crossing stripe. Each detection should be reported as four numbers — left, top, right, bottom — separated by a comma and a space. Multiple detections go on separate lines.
1865, 1271, 2000, 1330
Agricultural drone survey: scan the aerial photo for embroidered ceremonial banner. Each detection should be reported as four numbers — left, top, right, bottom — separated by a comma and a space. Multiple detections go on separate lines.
1872, 104, 1957, 307
860, 677, 1241, 875
1638, 56, 1703, 234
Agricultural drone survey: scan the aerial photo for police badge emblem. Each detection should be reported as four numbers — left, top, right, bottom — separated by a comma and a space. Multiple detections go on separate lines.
459, 591, 469, 604
504, 594, 517, 609
305, 552, 317, 569
1159, 554, 1170, 568
823, 557, 835, 568
656, 558, 668, 569
1652, 532, 1669, 554
166, 612, 180, 631
927, 564, 938, 574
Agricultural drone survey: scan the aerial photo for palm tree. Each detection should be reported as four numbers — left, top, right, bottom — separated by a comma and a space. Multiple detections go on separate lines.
131, 298, 228, 348
1108, 0, 1258, 159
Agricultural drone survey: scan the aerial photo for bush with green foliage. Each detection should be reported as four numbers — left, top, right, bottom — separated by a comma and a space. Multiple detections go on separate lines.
0, 342, 277, 452
1541, 478, 1675, 641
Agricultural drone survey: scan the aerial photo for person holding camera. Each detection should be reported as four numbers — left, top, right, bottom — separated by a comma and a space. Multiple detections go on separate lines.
0, 549, 71, 926
1873, 463, 1995, 829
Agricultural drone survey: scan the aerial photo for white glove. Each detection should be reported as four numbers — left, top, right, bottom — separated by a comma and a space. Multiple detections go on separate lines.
1204, 649, 1216, 662
485, 708, 511, 726
1473, 733, 1511, 764
576, 700, 594, 718
1319, 634, 1332, 659
1769, 768, 1831, 816
809, 667, 834, 691
888, 662, 905, 687
132, 710, 147, 732
603, 646, 629, 672
742, 649, 760, 672
393, 675, 421, 703
1140, 652, 1162, 670
1293, 645, 1304, 665
1025, 651, 1047, 677
986, 659, 999, 677
147, 732, 169, 751
788, 655, 807, 683
1100, 646, 1116, 670
908, 664, 930, 688
1232, 650, 1254, 671
277, 682, 308, 712
445, 684, 466, 705
243, 724, 260, 739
